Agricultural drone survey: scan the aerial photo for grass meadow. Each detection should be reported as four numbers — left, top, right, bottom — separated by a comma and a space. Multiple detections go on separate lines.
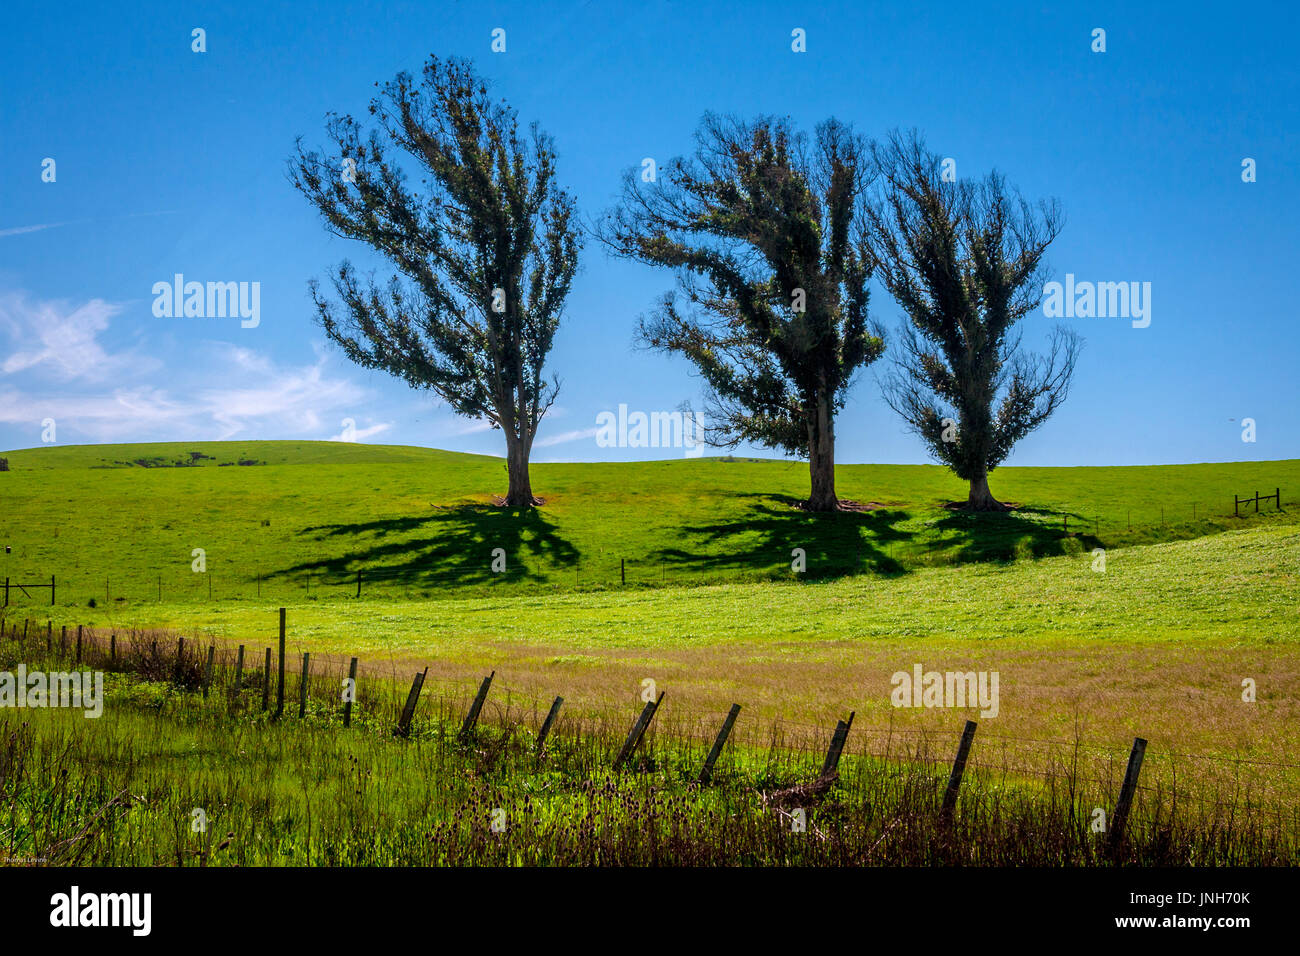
1, 441, 1297, 865
1, 622, 1294, 866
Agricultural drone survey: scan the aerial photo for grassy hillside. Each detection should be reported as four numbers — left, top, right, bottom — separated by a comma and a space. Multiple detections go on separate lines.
1, 441, 1295, 608
4, 525, 1298, 818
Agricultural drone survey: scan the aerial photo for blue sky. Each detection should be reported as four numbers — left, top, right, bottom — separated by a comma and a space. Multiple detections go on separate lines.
1, 0, 1295, 465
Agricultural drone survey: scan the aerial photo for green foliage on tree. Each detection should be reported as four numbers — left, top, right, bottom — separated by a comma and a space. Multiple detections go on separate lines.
290, 56, 580, 506
599, 114, 884, 511
865, 130, 1081, 510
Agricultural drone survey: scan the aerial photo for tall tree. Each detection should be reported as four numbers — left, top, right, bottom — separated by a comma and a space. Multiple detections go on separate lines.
865, 130, 1080, 511
598, 114, 884, 511
289, 56, 580, 506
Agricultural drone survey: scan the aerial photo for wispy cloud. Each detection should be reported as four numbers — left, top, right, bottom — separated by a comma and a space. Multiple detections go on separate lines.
534, 426, 598, 448
0, 221, 72, 238
0, 292, 370, 443
0, 292, 152, 381
328, 421, 392, 442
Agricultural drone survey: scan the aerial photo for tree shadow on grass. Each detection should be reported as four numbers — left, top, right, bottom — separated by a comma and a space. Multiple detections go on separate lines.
925, 505, 1090, 564
655, 493, 914, 579
273, 505, 581, 589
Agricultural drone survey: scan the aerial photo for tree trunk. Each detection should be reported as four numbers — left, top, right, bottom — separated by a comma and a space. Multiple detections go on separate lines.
504, 434, 537, 507
806, 394, 839, 512
966, 466, 1008, 512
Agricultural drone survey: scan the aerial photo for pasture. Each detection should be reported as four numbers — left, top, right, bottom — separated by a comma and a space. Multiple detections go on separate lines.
0, 441, 1296, 865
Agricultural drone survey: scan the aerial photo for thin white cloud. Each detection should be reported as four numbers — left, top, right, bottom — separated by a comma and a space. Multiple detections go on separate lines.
0, 292, 370, 443
0, 222, 71, 238
0, 293, 153, 382
534, 426, 598, 448
327, 421, 393, 442
437, 417, 496, 437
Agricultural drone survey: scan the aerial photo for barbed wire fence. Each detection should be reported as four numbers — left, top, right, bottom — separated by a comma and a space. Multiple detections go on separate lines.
2, 610, 1295, 844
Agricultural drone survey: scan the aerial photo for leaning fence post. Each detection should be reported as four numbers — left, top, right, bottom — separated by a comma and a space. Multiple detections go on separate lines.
460, 671, 496, 741
262, 648, 271, 711
699, 703, 742, 784
942, 720, 979, 820
1108, 736, 1148, 856
203, 646, 215, 698
614, 693, 664, 771
274, 607, 286, 719
395, 668, 428, 738
342, 657, 359, 727
820, 711, 855, 780
298, 652, 310, 718
535, 696, 564, 755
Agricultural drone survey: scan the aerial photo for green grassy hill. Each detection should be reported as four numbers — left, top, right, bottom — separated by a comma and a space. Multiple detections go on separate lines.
0, 441, 1295, 608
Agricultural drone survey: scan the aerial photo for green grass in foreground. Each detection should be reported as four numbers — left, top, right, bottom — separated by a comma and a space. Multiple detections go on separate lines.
13, 524, 1300, 808
2, 651, 1292, 866
0, 441, 1295, 606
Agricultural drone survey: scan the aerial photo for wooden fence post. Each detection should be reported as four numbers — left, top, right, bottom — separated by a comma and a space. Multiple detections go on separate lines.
395, 668, 428, 738
343, 657, 358, 727
235, 645, 245, 689
942, 720, 979, 820
109, 632, 116, 661
262, 648, 271, 711
1108, 736, 1148, 856
620, 558, 625, 585
298, 652, 310, 718
536, 696, 564, 755
203, 646, 215, 699
459, 671, 496, 741
60, 625, 67, 657
76, 624, 83, 663
699, 703, 742, 784
356, 569, 362, 599
46, 621, 52, 651
820, 711, 855, 780
274, 607, 286, 719
614, 693, 664, 771
50, 575, 55, 606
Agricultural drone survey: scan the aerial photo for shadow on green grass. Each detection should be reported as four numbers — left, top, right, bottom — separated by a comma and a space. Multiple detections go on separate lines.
925, 505, 1084, 564
655, 493, 913, 578
274, 505, 581, 588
